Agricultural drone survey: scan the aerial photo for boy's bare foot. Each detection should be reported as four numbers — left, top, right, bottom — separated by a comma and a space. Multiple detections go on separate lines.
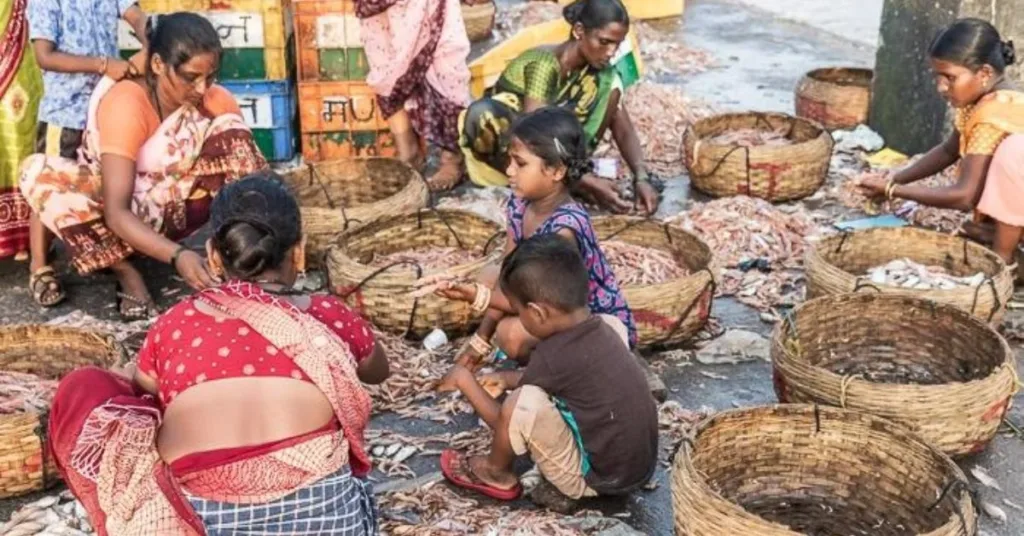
528, 478, 580, 514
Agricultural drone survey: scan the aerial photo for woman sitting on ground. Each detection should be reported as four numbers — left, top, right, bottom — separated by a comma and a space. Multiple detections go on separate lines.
48, 174, 388, 535
459, 0, 659, 214
859, 19, 1023, 264
21, 12, 267, 317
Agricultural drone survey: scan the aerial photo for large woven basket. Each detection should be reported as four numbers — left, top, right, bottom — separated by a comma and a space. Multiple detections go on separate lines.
795, 67, 873, 130
591, 216, 715, 348
326, 209, 504, 337
806, 227, 1013, 323
0, 325, 125, 499
279, 158, 430, 267
462, 1, 496, 43
672, 405, 977, 536
772, 293, 1018, 457
682, 112, 833, 202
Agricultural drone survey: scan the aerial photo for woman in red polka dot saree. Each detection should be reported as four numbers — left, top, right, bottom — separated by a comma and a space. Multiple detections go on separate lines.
46, 173, 390, 535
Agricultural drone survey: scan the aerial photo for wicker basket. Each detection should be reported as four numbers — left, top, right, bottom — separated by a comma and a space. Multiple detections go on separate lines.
462, 1, 496, 43
591, 216, 715, 348
682, 112, 833, 202
0, 325, 125, 499
806, 227, 1013, 324
279, 158, 430, 267
672, 405, 977, 536
325, 209, 504, 337
772, 293, 1018, 457
795, 67, 873, 131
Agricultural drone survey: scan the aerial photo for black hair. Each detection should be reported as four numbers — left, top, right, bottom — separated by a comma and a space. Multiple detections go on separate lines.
145, 13, 222, 74
562, 0, 629, 33
930, 18, 1016, 73
510, 106, 592, 188
499, 233, 590, 312
209, 171, 302, 279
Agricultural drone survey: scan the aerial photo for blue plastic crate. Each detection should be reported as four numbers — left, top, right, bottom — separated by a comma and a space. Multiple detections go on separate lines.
221, 79, 297, 162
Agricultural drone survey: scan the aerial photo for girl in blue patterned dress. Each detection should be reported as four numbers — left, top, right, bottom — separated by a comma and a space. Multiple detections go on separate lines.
436, 106, 636, 366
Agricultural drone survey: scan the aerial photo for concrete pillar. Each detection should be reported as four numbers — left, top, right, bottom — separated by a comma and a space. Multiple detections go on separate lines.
870, 0, 1024, 155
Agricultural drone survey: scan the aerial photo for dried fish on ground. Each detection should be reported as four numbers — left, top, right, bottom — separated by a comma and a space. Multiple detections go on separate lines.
435, 187, 509, 225
0, 371, 58, 414
370, 331, 475, 423
833, 164, 964, 233
708, 128, 791, 147
865, 258, 985, 290
493, 2, 563, 41
2, 490, 92, 535
602, 240, 688, 286
669, 196, 820, 311
657, 401, 707, 463
46, 310, 153, 354
635, 22, 717, 77
369, 247, 481, 271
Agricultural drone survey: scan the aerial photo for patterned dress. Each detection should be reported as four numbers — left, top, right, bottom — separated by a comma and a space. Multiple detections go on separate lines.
507, 196, 637, 348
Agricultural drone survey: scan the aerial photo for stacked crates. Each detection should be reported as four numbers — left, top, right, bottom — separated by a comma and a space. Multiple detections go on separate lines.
118, 0, 298, 162
293, 0, 394, 161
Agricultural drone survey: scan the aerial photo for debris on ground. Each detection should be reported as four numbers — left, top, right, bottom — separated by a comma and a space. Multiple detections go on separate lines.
1, 491, 91, 535
656, 401, 707, 464
972, 466, 1003, 491
493, 2, 563, 40
602, 241, 688, 286
45, 310, 153, 354
832, 125, 884, 153
635, 22, 717, 77
435, 187, 510, 225
865, 258, 985, 289
693, 329, 770, 364
0, 371, 57, 414
669, 196, 820, 311
371, 332, 475, 423
708, 128, 792, 147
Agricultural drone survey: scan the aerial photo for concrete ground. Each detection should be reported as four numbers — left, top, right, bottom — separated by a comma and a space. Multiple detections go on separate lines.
2, 0, 1022, 534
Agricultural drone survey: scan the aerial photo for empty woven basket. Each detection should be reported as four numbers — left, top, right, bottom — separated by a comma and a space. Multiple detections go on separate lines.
279, 158, 429, 267
806, 227, 1013, 323
682, 111, 833, 202
795, 67, 873, 130
462, 1, 496, 42
325, 209, 504, 337
591, 216, 715, 348
0, 325, 125, 499
772, 293, 1018, 456
672, 405, 977, 536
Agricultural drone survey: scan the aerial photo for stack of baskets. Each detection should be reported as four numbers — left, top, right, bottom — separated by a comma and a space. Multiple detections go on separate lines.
461, 0, 496, 43
591, 216, 715, 349
682, 112, 833, 202
795, 67, 873, 131
0, 326, 125, 499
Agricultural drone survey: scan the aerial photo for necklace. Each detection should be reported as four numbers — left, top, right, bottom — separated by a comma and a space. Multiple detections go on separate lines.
254, 279, 303, 296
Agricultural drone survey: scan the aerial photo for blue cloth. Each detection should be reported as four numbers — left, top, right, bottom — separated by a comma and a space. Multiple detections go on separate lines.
553, 396, 591, 476
27, 0, 136, 129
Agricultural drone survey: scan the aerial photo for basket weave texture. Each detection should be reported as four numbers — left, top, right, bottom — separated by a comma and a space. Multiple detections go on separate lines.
591, 216, 715, 348
682, 111, 833, 202
771, 293, 1018, 457
462, 2, 496, 43
326, 209, 504, 337
795, 67, 873, 130
279, 158, 430, 267
672, 404, 977, 536
805, 227, 1013, 324
0, 325, 124, 499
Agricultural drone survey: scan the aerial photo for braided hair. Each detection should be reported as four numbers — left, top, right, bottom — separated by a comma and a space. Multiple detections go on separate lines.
509, 107, 593, 189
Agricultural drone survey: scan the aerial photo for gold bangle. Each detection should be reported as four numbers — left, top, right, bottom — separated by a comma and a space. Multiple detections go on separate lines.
884, 180, 896, 200
468, 333, 492, 356
470, 284, 491, 314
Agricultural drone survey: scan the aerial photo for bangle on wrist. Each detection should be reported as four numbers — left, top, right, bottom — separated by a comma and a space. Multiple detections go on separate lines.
169, 245, 187, 268
470, 283, 491, 314
98, 57, 108, 75
468, 333, 492, 356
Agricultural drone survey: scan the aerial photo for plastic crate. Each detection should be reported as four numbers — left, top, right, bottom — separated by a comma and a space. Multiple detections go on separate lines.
118, 0, 293, 80
468, 19, 644, 99
557, 0, 684, 20
221, 79, 297, 162
297, 81, 395, 161
293, 0, 370, 82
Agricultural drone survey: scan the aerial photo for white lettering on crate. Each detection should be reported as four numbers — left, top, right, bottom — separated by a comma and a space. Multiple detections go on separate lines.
234, 94, 275, 129
321, 95, 376, 124
118, 13, 265, 50
315, 15, 362, 49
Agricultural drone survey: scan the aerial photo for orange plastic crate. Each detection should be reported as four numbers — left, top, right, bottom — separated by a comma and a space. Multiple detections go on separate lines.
297, 81, 395, 161
293, 0, 370, 83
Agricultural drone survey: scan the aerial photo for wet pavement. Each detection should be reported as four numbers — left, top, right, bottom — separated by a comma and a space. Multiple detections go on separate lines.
2, 0, 1023, 534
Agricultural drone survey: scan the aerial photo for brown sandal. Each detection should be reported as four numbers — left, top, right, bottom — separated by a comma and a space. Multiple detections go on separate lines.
29, 266, 66, 307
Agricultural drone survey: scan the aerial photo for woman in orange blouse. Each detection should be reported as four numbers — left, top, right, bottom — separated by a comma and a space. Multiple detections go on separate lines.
20, 13, 266, 317
859, 19, 1024, 265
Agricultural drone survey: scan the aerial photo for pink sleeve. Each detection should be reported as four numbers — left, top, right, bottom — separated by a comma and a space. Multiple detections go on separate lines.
313, 296, 376, 363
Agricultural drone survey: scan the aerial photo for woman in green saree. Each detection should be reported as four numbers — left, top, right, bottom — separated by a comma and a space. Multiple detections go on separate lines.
459, 0, 658, 214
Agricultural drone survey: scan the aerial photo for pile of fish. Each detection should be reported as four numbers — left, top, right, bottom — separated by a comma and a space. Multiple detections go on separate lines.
0, 371, 58, 414
2, 492, 92, 536
708, 128, 793, 148
493, 1, 563, 40
835, 166, 964, 233
635, 22, 717, 77
670, 196, 820, 311
865, 258, 986, 290
435, 187, 509, 226
602, 240, 689, 286
46, 310, 152, 355
369, 248, 481, 271
656, 401, 707, 466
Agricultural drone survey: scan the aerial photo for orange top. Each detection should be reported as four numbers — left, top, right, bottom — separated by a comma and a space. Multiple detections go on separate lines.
96, 81, 241, 160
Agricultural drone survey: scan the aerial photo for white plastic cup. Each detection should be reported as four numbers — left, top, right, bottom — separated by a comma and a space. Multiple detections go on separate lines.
423, 328, 448, 351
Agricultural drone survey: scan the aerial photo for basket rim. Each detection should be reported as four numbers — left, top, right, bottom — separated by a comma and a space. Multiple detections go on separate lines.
676, 403, 972, 533
803, 66, 874, 83
461, 1, 496, 14
592, 215, 716, 292
771, 293, 1017, 392
284, 157, 429, 219
685, 111, 831, 149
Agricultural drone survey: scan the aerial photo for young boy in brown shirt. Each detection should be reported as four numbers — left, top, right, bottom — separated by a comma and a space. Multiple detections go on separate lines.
439, 233, 658, 504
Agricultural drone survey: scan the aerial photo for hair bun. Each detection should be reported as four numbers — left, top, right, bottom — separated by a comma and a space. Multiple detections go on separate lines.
145, 15, 158, 43
562, 0, 586, 24
1003, 40, 1017, 66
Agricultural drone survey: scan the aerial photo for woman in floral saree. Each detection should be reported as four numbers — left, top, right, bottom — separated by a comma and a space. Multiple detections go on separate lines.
49, 174, 389, 535
0, 0, 42, 260
19, 13, 266, 317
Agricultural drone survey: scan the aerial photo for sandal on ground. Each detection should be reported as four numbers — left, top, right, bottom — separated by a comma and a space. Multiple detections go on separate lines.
115, 284, 158, 321
440, 449, 521, 501
29, 266, 66, 307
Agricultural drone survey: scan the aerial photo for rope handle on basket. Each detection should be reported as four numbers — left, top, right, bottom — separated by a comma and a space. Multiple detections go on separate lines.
338, 260, 426, 337
969, 276, 1001, 323
927, 478, 972, 534
599, 214, 658, 242
416, 207, 467, 250
308, 163, 352, 229
839, 374, 862, 408
482, 230, 505, 256
656, 269, 717, 347
851, 278, 883, 294
831, 228, 853, 254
